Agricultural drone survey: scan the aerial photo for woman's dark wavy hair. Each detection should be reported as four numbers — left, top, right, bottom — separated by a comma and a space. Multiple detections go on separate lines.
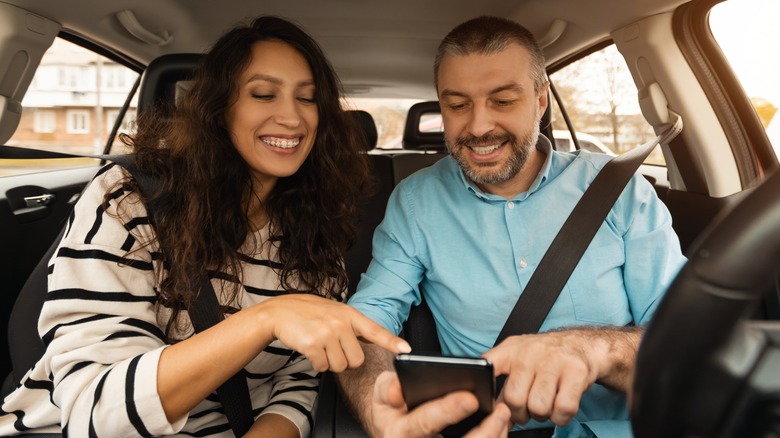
121, 16, 372, 337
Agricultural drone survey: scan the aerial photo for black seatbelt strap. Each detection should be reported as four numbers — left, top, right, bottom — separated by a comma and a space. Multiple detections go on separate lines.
495, 115, 683, 345
187, 274, 254, 436
1, 147, 255, 436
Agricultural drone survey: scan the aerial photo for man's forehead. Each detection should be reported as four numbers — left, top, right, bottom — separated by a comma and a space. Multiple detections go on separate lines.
437, 45, 535, 96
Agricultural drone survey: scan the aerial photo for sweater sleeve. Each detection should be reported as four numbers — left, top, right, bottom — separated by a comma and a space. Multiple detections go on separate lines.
40, 164, 185, 437
259, 349, 319, 437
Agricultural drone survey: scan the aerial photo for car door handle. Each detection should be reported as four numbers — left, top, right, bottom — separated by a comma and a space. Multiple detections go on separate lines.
24, 193, 56, 208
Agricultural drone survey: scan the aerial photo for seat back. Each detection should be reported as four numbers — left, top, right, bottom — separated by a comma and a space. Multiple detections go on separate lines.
4, 228, 63, 392
344, 110, 393, 297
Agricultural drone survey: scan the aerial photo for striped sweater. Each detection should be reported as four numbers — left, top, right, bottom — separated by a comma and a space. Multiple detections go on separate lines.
0, 164, 320, 437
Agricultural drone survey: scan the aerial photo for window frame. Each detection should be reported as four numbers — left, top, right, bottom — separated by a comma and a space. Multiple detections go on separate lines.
673, 0, 775, 185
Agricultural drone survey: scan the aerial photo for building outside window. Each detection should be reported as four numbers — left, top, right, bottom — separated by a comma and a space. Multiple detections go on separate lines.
66, 110, 90, 134
33, 110, 56, 133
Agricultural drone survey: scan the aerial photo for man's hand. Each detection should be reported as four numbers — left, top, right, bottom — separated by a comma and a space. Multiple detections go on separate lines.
482, 327, 642, 427
370, 371, 511, 438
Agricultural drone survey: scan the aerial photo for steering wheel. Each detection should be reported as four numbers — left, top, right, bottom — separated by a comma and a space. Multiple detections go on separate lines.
631, 169, 780, 437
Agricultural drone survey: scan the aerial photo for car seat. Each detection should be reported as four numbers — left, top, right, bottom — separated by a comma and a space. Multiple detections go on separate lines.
345, 111, 395, 296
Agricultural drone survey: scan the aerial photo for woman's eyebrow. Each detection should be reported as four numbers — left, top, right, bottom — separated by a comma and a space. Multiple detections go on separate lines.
246, 73, 282, 85
246, 74, 315, 88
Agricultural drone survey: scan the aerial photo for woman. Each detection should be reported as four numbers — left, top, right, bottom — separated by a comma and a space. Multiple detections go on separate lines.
0, 16, 408, 437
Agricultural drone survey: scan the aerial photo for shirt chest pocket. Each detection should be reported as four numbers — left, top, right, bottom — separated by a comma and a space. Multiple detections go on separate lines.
565, 243, 633, 325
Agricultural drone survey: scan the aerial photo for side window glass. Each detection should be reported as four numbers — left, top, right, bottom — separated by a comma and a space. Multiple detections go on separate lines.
549, 44, 661, 165
709, 0, 780, 157
1, 38, 139, 177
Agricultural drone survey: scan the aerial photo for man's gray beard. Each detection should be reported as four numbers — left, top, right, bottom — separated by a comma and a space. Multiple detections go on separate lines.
447, 120, 540, 186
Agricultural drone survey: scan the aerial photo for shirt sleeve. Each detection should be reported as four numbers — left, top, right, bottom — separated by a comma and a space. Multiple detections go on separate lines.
260, 351, 319, 438
348, 181, 426, 335
40, 164, 186, 436
618, 173, 687, 325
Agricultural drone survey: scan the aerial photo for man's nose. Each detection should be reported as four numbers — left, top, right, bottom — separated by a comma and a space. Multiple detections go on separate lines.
465, 104, 495, 138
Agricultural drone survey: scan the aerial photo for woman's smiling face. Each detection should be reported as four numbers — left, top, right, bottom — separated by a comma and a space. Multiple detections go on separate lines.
227, 40, 318, 196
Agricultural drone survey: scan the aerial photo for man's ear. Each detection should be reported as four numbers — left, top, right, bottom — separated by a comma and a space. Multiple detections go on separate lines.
537, 81, 550, 118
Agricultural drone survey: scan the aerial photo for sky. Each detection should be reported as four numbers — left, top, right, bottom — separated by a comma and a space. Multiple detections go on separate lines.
710, 0, 780, 109
710, 0, 780, 146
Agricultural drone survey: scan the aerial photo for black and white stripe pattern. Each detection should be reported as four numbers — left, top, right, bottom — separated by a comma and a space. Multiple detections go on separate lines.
0, 165, 319, 437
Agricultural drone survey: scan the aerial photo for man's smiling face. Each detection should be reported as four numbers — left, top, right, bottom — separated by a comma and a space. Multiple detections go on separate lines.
438, 43, 548, 192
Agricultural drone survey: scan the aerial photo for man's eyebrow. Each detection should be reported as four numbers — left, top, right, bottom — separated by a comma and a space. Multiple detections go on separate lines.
439, 89, 467, 99
488, 83, 524, 94
440, 83, 524, 99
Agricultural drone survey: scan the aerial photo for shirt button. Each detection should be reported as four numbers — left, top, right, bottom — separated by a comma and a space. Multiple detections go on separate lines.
519, 259, 527, 269
507, 202, 515, 210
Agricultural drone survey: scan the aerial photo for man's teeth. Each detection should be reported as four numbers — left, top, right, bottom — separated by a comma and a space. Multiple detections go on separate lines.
263, 137, 300, 148
471, 144, 501, 155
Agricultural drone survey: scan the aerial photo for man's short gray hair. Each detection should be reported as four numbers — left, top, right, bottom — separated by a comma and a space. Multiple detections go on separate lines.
434, 16, 547, 93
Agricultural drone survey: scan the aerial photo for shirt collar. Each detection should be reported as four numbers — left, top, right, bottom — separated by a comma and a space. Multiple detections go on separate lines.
458, 134, 554, 202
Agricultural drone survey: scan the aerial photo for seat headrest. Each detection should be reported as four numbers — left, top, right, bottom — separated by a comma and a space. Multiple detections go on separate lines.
137, 53, 203, 115
401, 89, 554, 151
402, 101, 446, 151
348, 110, 378, 151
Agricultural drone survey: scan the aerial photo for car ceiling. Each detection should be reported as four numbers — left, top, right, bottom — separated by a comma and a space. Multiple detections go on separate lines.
4, 0, 687, 100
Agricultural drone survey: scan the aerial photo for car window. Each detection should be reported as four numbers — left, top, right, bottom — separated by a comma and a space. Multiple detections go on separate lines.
549, 44, 662, 165
709, 0, 780, 158
1, 38, 140, 177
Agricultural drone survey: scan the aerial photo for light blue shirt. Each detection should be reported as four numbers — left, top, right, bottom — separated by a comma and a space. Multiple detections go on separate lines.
349, 136, 686, 437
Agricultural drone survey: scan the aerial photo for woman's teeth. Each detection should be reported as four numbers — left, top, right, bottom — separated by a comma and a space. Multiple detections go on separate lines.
263, 137, 300, 149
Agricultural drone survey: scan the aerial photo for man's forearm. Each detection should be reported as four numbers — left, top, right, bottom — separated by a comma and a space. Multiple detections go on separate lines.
576, 325, 643, 391
336, 342, 395, 436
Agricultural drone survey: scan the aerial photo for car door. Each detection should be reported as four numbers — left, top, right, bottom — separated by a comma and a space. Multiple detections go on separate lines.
0, 33, 141, 380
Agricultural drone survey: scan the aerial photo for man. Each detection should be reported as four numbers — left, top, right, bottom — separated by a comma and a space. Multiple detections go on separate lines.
339, 16, 686, 437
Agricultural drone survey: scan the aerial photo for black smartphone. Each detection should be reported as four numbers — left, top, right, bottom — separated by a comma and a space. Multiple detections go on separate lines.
394, 353, 495, 437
